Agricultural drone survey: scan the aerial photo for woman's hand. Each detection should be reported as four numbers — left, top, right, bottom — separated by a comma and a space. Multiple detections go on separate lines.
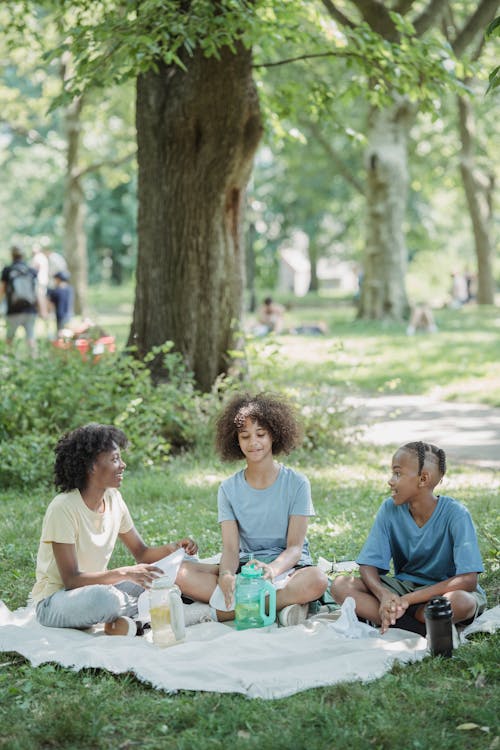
122, 563, 163, 588
218, 570, 236, 609
175, 538, 198, 556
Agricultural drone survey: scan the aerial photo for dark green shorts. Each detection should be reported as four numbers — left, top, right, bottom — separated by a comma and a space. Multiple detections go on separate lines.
380, 575, 487, 624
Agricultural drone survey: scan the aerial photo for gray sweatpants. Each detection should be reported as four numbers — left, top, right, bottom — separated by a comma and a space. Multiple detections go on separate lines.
35, 581, 144, 629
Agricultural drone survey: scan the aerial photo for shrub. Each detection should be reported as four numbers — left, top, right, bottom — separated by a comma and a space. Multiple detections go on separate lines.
0, 342, 211, 488
0, 338, 352, 489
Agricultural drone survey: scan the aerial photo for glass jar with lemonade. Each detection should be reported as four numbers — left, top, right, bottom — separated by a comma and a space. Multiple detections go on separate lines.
149, 575, 185, 647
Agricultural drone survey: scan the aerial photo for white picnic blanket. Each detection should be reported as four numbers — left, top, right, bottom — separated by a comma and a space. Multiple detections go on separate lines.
1, 600, 497, 699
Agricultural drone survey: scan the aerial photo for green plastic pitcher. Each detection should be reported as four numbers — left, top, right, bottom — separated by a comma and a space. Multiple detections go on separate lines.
235, 563, 277, 630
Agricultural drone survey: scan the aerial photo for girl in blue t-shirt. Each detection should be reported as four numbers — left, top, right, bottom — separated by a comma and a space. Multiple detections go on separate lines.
330, 441, 486, 635
177, 392, 328, 625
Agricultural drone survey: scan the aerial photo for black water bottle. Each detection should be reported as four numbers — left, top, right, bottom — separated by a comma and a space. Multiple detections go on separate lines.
424, 596, 453, 657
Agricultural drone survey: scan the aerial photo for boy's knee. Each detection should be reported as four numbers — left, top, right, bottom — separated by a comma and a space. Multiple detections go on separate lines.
330, 575, 356, 603
446, 590, 477, 623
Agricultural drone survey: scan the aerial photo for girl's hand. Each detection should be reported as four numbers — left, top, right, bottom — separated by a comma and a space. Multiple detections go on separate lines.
175, 538, 198, 556
123, 563, 163, 588
249, 559, 275, 581
218, 570, 236, 609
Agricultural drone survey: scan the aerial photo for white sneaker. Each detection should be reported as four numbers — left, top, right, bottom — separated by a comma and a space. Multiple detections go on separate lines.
182, 601, 213, 627
104, 616, 137, 637
277, 603, 309, 627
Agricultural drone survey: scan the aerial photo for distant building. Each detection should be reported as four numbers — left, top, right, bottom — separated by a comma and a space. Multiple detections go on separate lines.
278, 245, 358, 297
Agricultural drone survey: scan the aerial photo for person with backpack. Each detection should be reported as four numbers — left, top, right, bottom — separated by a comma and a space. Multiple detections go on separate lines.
0, 245, 38, 355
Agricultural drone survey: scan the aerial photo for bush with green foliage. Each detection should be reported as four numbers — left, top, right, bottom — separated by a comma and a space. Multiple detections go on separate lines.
0, 337, 351, 490
0, 342, 211, 488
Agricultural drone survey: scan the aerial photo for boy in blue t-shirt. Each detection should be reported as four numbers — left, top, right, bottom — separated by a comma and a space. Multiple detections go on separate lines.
330, 441, 486, 635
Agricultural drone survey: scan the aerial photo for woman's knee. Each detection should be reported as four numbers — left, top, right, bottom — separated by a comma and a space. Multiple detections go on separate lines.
309, 568, 329, 598
292, 567, 328, 601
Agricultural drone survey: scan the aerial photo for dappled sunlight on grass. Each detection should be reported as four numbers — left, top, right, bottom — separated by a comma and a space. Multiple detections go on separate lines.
445, 470, 499, 490
308, 519, 353, 537
307, 461, 385, 485
182, 470, 225, 487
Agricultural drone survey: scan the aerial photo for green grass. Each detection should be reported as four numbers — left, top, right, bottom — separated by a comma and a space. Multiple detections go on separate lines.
85, 285, 500, 405
1, 287, 499, 749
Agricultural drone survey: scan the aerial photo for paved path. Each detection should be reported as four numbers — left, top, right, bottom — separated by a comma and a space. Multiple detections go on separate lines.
346, 395, 500, 470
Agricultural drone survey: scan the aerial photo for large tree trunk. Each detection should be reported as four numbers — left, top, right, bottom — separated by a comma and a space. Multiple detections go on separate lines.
358, 99, 414, 320
457, 95, 495, 305
128, 45, 262, 390
63, 95, 88, 316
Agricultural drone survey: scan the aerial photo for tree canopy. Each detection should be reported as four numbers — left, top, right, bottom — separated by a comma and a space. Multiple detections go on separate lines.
1, 0, 498, 388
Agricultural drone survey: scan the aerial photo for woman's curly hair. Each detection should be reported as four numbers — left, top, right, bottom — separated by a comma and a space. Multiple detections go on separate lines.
54, 423, 128, 492
215, 392, 303, 461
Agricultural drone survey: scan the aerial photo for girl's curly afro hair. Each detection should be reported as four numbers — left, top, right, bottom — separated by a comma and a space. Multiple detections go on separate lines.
54, 423, 128, 492
215, 392, 303, 461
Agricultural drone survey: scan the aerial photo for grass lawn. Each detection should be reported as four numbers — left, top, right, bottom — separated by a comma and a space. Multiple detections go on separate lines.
0, 288, 499, 749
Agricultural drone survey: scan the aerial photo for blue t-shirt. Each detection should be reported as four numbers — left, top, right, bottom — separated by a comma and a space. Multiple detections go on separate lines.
217, 465, 315, 564
357, 495, 484, 591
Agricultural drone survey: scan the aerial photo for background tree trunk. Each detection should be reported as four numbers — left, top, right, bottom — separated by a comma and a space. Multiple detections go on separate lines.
128, 45, 262, 390
62, 95, 88, 316
457, 98, 495, 305
358, 99, 414, 320
308, 244, 319, 293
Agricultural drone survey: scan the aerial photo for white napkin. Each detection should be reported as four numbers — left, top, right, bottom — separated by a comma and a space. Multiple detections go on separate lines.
327, 596, 379, 638
209, 585, 234, 612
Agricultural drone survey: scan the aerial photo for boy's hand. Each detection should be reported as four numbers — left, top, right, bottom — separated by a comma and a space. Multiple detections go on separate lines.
379, 593, 408, 633
175, 538, 198, 556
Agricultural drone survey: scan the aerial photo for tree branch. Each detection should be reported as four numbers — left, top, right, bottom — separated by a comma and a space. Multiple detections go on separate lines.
412, 0, 447, 37
252, 50, 362, 69
347, 0, 398, 38
320, 0, 356, 29
452, 0, 499, 58
392, 1, 416, 15
0, 119, 64, 151
302, 119, 365, 195
76, 150, 137, 179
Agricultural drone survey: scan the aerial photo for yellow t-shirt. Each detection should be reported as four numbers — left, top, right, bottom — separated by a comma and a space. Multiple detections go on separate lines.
30, 488, 134, 604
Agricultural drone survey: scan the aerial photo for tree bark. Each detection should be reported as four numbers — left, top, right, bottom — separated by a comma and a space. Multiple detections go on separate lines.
358, 99, 414, 319
128, 44, 262, 390
308, 243, 320, 293
63, 95, 88, 316
457, 95, 495, 304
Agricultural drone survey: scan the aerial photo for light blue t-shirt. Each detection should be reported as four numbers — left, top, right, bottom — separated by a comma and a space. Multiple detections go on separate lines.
217, 465, 315, 564
357, 494, 484, 591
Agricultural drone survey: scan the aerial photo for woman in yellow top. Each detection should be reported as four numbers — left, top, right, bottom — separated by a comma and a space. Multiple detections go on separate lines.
31, 423, 209, 636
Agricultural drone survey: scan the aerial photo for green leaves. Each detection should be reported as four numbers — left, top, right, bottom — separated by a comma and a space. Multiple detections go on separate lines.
0, 341, 207, 488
